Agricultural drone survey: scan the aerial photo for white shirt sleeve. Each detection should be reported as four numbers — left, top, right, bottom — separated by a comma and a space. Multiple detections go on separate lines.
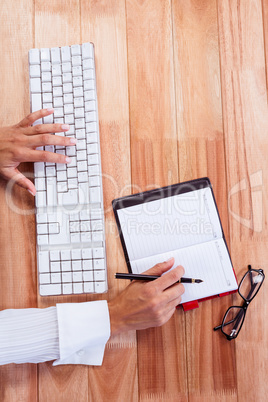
0, 301, 110, 366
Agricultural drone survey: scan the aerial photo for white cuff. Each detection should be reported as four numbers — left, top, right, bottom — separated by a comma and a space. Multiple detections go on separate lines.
53, 300, 110, 366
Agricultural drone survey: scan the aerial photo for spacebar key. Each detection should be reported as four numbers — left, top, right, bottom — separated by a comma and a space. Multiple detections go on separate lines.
40, 284, 62, 296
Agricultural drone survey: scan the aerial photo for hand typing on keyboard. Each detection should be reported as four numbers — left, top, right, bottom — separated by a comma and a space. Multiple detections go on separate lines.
0, 108, 76, 195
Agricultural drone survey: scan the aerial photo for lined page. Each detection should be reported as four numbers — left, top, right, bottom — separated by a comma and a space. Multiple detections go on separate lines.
117, 187, 223, 261
130, 238, 237, 304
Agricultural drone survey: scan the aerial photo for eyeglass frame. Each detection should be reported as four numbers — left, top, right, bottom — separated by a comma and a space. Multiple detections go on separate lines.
213, 265, 265, 340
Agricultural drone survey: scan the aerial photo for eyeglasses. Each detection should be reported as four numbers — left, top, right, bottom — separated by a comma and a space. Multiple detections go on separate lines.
213, 265, 265, 340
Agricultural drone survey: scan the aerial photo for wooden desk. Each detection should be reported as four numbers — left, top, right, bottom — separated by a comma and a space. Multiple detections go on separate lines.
0, 1, 267, 401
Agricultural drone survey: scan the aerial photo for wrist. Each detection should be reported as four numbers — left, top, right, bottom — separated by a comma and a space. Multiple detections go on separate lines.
108, 299, 128, 336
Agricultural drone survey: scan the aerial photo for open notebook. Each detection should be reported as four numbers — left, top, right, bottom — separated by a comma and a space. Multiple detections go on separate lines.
112, 178, 238, 309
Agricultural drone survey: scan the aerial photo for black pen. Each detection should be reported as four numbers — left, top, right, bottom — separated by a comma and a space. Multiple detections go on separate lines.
115, 273, 203, 284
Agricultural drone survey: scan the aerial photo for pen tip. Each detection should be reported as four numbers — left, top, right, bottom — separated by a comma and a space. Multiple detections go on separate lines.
196, 279, 203, 283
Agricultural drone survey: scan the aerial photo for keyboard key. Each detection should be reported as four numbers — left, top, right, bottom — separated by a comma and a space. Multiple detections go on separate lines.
83, 59, 94, 69
37, 223, 48, 235
52, 64, 62, 76
63, 83, 73, 93
89, 186, 101, 203
63, 283, 73, 294
84, 80, 95, 91
35, 191, 46, 208
72, 55, 82, 66
71, 249, 82, 260
30, 78, 41, 93
74, 86, 83, 97
84, 282, 94, 293
51, 261, 61, 272
83, 69, 94, 80
40, 284, 62, 296
82, 42, 93, 59
72, 260, 82, 271
41, 61, 51, 72
95, 282, 107, 293
39, 273, 51, 284
73, 76, 83, 87
61, 261, 72, 272
84, 90, 95, 101
36, 213, 48, 224
73, 271, 82, 282
73, 283, 83, 294
48, 222, 60, 234
62, 272, 72, 283
74, 97, 84, 108
71, 44, 81, 56
83, 270, 93, 281
64, 93, 73, 104
30, 65, 41, 78
50, 250, 60, 261
42, 72, 52, 82
61, 46, 71, 62
51, 273, 61, 283
43, 92, 53, 103
51, 47, 61, 63
93, 247, 104, 259
37, 234, 49, 245
58, 189, 78, 206
53, 76, 63, 87
82, 248, 92, 259
38, 251, 50, 273
94, 270, 106, 281
29, 48, 40, 64
62, 62, 72, 73
41, 48, 50, 62
82, 260, 92, 270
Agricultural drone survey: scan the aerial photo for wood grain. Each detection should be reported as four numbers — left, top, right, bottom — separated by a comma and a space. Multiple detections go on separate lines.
218, 0, 268, 401
172, 1, 237, 400
33, 1, 89, 402
80, 1, 137, 401
0, 0, 268, 400
0, 0, 37, 401
125, 0, 187, 400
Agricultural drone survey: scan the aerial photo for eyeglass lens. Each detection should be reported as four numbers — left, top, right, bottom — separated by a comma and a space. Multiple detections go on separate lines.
222, 306, 245, 338
239, 270, 264, 301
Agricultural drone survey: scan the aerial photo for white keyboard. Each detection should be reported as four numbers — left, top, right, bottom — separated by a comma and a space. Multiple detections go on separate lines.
28, 43, 108, 296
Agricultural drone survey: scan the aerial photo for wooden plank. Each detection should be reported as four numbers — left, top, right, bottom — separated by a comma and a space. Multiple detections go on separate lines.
126, 1, 188, 400
218, 0, 268, 401
0, 0, 37, 400
172, 1, 237, 400
80, 1, 136, 401
33, 1, 89, 401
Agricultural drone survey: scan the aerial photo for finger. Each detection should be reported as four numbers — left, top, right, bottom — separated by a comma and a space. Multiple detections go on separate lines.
143, 258, 175, 276
164, 282, 185, 304
26, 133, 77, 148
17, 108, 54, 128
154, 265, 185, 292
17, 149, 71, 164
1, 168, 36, 195
24, 123, 71, 136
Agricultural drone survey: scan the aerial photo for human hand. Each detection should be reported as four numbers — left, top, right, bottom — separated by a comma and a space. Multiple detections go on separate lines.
108, 258, 185, 335
0, 108, 76, 195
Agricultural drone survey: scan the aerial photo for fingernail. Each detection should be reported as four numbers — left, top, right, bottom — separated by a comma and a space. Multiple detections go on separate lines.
27, 189, 35, 196
69, 138, 77, 144
47, 108, 54, 113
166, 257, 174, 262
61, 124, 70, 131
66, 156, 71, 163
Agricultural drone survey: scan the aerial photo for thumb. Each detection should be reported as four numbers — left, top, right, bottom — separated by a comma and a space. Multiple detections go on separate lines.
2, 168, 36, 195
144, 257, 175, 276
